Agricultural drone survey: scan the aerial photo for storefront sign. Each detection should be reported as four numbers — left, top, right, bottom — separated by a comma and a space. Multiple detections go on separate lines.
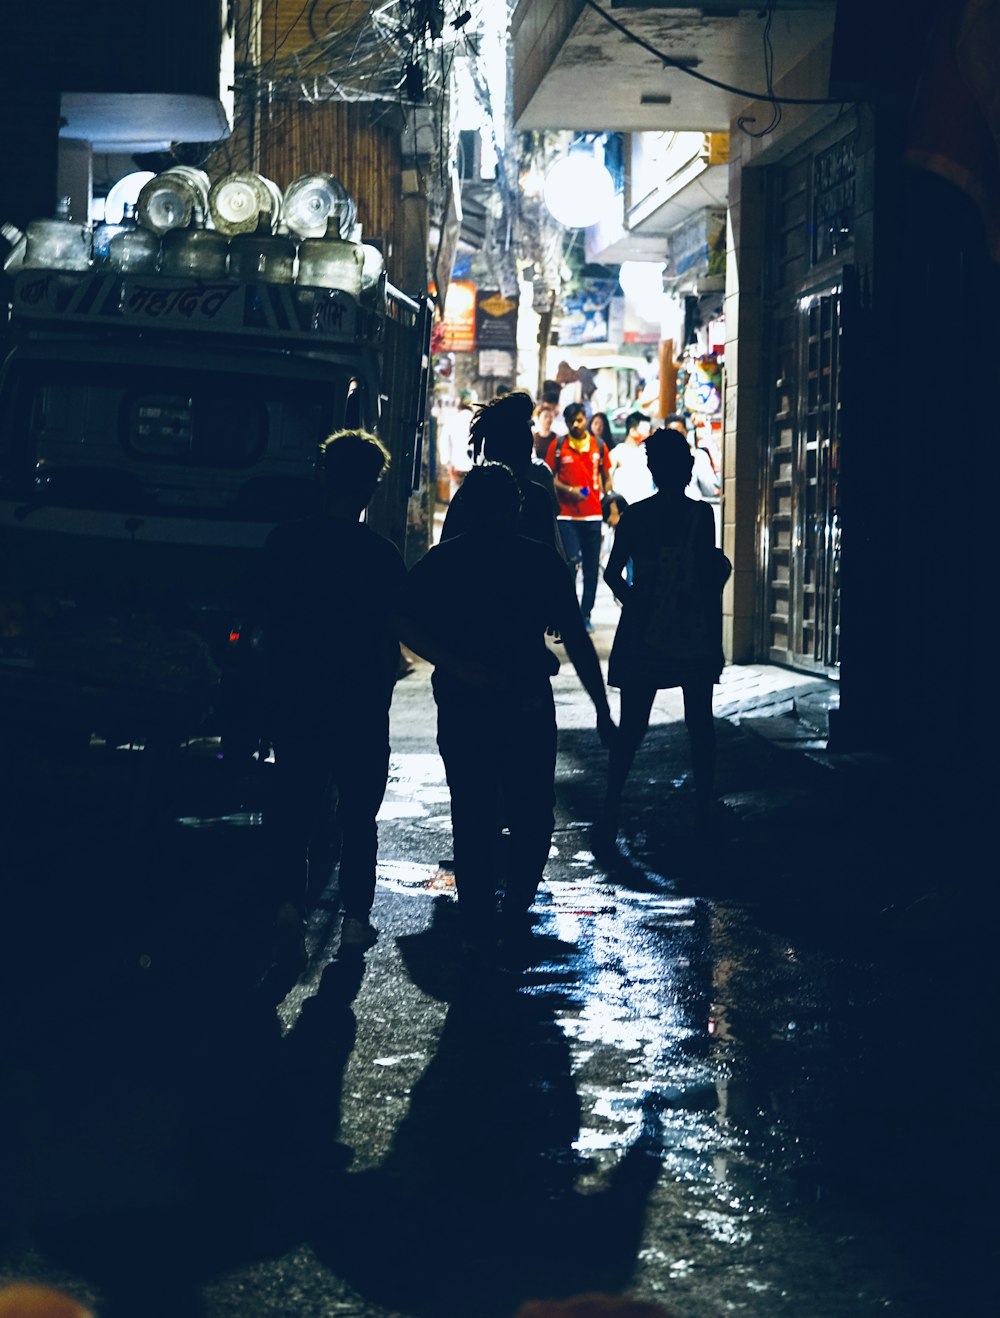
439, 280, 477, 351
668, 207, 726, 279
558, 278, 620, 346
478, 349, 516, 378
813, 135, 856, 263
475, 289, 518, 350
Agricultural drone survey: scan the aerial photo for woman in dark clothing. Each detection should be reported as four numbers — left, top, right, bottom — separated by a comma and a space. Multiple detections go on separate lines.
589, 410, 614, 448
594, 428, 730, 844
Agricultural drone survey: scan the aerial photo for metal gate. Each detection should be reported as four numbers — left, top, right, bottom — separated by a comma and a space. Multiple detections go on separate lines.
764, 291, 841, 671
761, 136, 851, 674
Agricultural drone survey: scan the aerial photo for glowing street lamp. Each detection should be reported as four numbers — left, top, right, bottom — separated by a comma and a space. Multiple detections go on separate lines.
542, 153, 616, 229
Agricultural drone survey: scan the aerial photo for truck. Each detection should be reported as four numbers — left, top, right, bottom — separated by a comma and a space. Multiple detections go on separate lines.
0, 211, 432, 757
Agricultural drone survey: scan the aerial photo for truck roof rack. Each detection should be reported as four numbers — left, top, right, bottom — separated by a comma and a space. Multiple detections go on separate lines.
8, 269, 420, 347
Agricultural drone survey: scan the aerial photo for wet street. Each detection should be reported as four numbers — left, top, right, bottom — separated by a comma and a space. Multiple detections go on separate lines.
0, 612, 995, 1316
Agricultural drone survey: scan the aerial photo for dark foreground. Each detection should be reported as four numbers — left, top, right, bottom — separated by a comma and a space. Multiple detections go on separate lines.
0, 653, 995, 1317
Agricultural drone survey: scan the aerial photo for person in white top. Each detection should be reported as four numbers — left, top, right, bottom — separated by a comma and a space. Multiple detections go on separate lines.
664, 413, 719, 502
608, 411, 655, 506
437, 398, 474, 500
605, 412, 654, 583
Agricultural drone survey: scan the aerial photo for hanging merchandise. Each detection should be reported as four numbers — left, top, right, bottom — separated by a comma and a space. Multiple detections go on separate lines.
683, 353, 722, 415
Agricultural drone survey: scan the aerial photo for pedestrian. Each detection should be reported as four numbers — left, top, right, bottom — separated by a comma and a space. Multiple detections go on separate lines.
442, 391, 561, 554
532, 399, 558, 460
260, 429, 406, 961
608, 411, 655, 508
403, 462, 615, 952
594, 428, 730, 847
437, 394, 474, 501
546, 402, 612, 632
604, 411, 654, 587
664, 412, 719, 500
589, 410, 614, 449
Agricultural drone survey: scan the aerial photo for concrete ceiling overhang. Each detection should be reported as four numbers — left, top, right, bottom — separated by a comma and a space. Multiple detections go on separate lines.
513, 0, 837, 133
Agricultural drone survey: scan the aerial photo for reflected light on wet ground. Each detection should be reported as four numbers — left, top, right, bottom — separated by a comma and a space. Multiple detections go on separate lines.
376, 859, 456, 896
176, 810, 263, 828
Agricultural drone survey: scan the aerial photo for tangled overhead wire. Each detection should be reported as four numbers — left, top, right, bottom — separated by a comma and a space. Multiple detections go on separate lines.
243, 0, 453, 105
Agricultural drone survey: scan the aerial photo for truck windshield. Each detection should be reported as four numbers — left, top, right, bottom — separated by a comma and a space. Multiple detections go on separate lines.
0, 356, 367, 521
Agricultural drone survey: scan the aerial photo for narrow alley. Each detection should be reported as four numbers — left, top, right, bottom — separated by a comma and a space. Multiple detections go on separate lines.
0, 593, 991, 1317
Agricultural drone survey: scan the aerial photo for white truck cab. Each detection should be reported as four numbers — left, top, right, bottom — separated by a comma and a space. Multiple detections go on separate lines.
0, 258, 430, 751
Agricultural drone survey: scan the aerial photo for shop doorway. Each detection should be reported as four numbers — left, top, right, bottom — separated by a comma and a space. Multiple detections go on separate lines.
760, 134, 851, 675
763, 289, 841, 672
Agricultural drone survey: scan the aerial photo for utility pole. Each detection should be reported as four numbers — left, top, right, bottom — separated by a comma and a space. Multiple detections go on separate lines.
536, 288, 555, 400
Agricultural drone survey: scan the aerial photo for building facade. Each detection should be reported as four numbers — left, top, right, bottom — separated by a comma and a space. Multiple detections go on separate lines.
513, 0, 999, 766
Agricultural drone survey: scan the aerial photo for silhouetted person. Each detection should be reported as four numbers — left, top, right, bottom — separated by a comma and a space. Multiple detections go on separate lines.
313, 924, 667, 1311
441, 390, 562, 554
404, 463, 615, 950
596, 428, 730, 845
261, 429, 405, 959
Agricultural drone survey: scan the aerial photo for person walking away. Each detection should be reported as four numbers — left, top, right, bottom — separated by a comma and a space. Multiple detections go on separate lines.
546, 403, 611, 632
442, 391, 562, 555
261, 429, 405, 961
594, 428, 730, 847
403, 463, 615, 953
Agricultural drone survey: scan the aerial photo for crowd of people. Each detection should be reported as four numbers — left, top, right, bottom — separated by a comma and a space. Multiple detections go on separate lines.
258, 390, 730, 966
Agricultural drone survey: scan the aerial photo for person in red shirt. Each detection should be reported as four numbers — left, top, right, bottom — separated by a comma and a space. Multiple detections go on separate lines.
545, 403, 611, 631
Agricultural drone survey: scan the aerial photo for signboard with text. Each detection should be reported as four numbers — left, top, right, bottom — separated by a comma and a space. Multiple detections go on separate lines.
475, 289, 518, 351
439, 280, 477, 351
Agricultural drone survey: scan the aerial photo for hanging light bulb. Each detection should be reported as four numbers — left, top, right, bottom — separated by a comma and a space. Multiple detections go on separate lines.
542, 154, 616, 228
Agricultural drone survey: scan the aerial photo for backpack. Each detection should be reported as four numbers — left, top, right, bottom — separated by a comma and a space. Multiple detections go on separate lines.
641, 508, 718, 661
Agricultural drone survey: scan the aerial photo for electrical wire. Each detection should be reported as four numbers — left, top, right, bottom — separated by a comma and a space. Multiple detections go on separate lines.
737, 0, 781, 138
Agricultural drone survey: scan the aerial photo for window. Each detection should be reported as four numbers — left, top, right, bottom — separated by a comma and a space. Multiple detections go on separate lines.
125, 390, 265, 467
